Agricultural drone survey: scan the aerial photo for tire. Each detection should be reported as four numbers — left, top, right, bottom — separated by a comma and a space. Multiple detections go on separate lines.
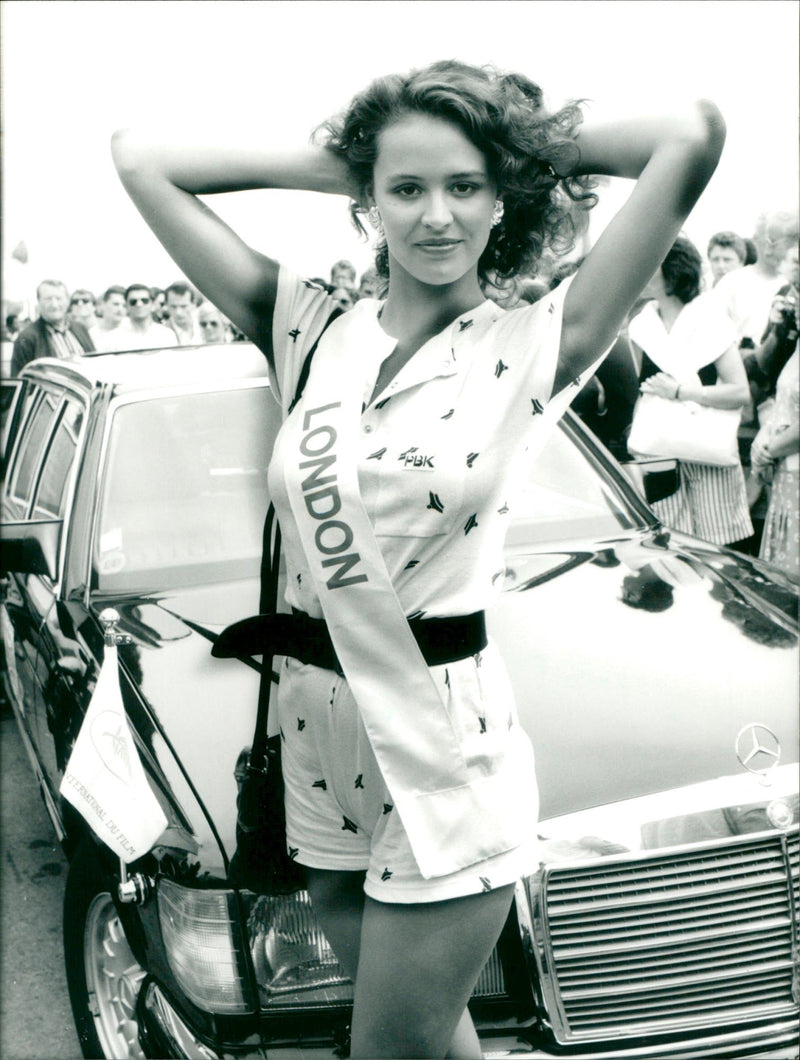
63, 839, 147, 1059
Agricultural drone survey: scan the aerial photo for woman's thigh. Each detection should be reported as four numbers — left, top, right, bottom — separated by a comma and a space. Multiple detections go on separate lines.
349, 885, 515, 1059
305, 867, 367, 982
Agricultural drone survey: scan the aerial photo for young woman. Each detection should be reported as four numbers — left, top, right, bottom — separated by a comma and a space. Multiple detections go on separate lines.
629, 235, 753, 547
112, 61, 724, 1059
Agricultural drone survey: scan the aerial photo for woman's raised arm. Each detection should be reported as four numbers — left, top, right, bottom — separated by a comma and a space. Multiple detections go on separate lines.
556, 101, 726, 391
111, 131, 354, 358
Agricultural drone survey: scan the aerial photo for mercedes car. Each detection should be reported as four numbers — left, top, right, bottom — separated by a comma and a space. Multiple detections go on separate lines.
1, 345, 797, 1060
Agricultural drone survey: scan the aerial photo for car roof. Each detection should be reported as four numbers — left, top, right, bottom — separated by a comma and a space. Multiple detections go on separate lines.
19, 343, 269, 396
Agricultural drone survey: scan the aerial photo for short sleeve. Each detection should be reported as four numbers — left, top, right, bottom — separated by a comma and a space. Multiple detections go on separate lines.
492, 274, 604, 403
484, 276, 609, 463
269, 265, 336, 412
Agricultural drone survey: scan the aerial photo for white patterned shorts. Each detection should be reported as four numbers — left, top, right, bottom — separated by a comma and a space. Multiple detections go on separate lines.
277, 643, 539, 904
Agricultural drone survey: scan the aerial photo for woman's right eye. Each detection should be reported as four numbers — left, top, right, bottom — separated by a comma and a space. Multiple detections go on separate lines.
394, 185, 421, 198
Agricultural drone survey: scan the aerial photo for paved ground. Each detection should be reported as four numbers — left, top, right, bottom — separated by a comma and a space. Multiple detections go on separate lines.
1, 705, 81, 1060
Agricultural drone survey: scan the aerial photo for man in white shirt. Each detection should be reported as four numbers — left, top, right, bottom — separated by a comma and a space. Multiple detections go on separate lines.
711, 210, 799, 348
108, 284, 178, 351
165, 281, 201, 345
90, 286, 128, 351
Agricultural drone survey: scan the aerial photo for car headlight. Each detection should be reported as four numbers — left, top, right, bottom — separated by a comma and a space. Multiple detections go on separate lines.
241, 890, 352, 1008
157, 879, 257, 1014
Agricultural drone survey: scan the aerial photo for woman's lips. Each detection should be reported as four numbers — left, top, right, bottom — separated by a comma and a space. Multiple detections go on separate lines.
415, 240, 462, 254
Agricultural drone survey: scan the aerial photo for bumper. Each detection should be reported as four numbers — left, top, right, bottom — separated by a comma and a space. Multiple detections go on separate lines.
139, 981, 799, 1060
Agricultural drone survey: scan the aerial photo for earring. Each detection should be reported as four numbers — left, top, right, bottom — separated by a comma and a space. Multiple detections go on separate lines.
367, 205, 384, 235
491, 200, 505, 228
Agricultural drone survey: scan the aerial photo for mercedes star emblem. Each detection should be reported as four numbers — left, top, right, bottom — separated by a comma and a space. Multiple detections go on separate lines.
735, 723, 781, 776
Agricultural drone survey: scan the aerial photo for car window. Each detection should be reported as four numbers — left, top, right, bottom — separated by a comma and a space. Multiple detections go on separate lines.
94, 386, 281, 591
506, 417, 643, 547
1, 379, 24, 463
32, 398, 85, 519
7, 390, 60, 513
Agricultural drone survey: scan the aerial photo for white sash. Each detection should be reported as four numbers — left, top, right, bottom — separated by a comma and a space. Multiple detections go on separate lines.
279, 307, 533, 878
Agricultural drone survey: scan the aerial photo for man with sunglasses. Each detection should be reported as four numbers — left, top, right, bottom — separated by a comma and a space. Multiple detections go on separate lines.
10, 279, 95, 376
107, 283, 178, 351
67, 288, 98, 330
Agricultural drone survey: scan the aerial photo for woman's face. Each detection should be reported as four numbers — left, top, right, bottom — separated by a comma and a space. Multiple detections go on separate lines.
371, 114, 497, 288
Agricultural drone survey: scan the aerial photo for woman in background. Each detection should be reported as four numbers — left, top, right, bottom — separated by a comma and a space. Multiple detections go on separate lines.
630, 236, 752, 548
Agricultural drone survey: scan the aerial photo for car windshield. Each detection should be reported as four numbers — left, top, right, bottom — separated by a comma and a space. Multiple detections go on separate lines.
506, 416, 646, 547
93, 389, 646, 593
94, 386, 279, 592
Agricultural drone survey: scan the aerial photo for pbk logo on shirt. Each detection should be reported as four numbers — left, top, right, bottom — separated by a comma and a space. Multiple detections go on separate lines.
399, 446, 435, 471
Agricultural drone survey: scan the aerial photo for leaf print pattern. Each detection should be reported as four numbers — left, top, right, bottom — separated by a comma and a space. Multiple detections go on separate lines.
494, 360, 508, 378
427, 492, 445, 513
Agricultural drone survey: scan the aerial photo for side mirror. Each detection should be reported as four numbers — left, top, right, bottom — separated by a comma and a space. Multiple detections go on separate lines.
0, 519, 62, 579
622, 458, 680, 505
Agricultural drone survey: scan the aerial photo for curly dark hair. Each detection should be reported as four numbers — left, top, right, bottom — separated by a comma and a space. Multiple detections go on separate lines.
314, 60, 596, 283
660, 235, 703, 304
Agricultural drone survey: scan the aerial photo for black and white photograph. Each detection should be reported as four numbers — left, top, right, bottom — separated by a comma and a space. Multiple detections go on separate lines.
1, 2, 798, 1058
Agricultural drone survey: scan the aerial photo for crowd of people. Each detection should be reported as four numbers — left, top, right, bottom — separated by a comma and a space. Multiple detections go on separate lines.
3, 209, 798, 577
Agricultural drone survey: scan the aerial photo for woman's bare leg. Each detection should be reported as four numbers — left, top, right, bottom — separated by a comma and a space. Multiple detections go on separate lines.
446, 1008, 483, 1059
305, 867, 367, 981
349, 885, 515, 1059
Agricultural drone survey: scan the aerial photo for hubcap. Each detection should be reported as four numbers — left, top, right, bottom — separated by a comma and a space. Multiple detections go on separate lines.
84, 891, 147, 1059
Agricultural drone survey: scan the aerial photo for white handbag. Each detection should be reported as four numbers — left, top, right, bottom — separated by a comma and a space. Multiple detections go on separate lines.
627, 393, 741, 467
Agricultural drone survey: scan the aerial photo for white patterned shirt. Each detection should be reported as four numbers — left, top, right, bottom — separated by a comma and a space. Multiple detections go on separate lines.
266, 267, 580, 620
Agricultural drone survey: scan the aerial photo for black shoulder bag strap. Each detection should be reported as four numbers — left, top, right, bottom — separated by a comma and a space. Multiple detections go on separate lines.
249, 306, 343, 769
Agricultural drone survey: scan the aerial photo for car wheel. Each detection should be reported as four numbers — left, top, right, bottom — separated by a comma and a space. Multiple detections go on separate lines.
64, 839, 147, 1060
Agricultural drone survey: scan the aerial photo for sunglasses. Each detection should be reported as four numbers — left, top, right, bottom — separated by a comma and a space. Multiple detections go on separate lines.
71, 297, 93, 305
127, 296, 151, 306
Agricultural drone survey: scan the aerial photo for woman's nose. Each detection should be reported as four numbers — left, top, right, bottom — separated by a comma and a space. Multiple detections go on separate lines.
421, 193, 453, 229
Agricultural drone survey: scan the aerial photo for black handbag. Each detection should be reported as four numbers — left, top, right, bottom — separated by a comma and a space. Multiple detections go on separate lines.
221, 309, 342, 894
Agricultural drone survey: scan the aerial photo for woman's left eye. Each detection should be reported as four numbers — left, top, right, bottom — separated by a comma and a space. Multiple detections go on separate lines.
452, 183, 479, 195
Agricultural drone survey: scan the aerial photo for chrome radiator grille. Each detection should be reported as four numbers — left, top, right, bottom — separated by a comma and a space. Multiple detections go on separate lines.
532, 830, 799, 1041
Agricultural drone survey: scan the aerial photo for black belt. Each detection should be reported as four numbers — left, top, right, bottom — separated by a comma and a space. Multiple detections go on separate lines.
211, 609, 487, 676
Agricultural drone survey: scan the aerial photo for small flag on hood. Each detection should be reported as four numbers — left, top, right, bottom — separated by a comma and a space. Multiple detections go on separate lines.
60, 643, 168, 863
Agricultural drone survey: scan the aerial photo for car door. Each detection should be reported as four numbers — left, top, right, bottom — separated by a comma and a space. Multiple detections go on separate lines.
2, 382, 92, 830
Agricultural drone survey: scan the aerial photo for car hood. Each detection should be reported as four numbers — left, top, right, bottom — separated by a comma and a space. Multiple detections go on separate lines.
493, 527, 798, 849
99, 528, 798, 877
